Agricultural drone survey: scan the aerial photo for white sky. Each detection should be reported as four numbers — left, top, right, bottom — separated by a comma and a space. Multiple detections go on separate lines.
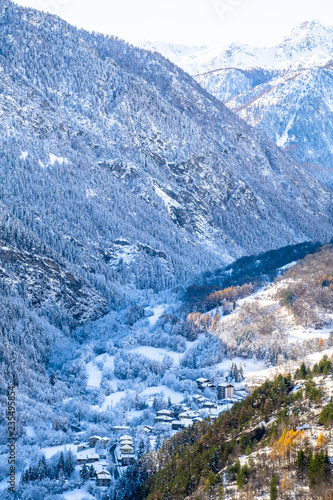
13, 0, 333, 47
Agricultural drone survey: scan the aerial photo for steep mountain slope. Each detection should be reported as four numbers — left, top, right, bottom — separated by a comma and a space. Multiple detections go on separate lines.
0, 1, 332, 301
0, 0, 332, 413
142, 21, 333, 187
0, 239, 107, 324
0, 2, 332, 419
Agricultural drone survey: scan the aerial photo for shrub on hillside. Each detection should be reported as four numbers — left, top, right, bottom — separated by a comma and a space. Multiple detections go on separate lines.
319, 400, 333, 427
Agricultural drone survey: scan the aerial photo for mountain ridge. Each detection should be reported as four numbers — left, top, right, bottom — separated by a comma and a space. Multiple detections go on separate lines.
141, 20, 333, 74
141, 21, 333, 187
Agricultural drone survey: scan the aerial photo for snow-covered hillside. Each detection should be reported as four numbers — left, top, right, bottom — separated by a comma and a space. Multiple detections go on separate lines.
0, 1, 332, 496
1, 1, 332, 403
1, 239, 332, 498
141, 21, 333, 187
2, 4, 332, 299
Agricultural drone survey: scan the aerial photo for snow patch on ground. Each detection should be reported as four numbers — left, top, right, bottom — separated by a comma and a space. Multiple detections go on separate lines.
245, 347, 333, 384
20, 151, 28, 160
139, 385, 184, 404
49, 153, 69, 166
86, 354, 115, 388
154, 185, 181, 213
216, 357, 266, 375
276, 113, 296, 148
246, 365, 282, 383
24, 425, 36, 438
93, 391, 127, 412
235, 283, 277, 310
279, 261, 297, 272
86, 360, 102, 388
96, 353, 115, 370
146, 304, 166, 327
63, 488, 95, 500
41, 443, 78, 459
307, 347, 333, 364
129, 345, 182, 365
288, 327, 331, 344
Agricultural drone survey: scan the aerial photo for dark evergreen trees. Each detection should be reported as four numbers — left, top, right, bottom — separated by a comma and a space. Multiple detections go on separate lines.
56, 452, 65, 479
65, 450, 76, 478
80, 463, 90, 482
49, 370, 57, 386
269, 474, 278, 500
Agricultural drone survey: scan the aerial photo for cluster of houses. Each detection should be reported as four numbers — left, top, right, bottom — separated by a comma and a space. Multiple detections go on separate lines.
196, 377, 217, 391
76, 435, 109, 463
74, 435, 112, 487
149, 381, 236, 430
154, 409, 174, 425
161, 403, 226, 428
196, 377, 235, 400
153, 408, 189, 430
71, 381, 238, 487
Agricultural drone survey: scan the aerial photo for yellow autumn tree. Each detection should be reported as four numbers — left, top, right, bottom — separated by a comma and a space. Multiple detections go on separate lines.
316, 432, 329, 450
271, 428, 306, 465
186, 312, 202, 326
210, 313, 220, 331
202, 313, 211, 327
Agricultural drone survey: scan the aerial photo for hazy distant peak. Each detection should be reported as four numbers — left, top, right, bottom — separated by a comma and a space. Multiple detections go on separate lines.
281, 20, 333, 51
286, 19, 331, 39
137, 40, 208, 62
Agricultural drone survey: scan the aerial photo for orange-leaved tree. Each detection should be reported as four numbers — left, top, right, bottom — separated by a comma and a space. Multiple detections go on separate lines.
271, 428, 306, 465
316, 432, 329, 450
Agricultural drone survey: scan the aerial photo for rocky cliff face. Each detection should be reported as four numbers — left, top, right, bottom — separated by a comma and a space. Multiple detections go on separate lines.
0, 240, 107, 324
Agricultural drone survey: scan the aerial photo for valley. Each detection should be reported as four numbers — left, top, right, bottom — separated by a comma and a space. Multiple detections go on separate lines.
1, 242, 333, 499
0, 1, 332, 499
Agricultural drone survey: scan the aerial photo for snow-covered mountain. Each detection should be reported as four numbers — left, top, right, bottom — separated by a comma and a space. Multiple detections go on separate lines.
1, 3, 332, 299
1, 4, 333, 497
160, 20, 333, 74
138, 40, 207, 63
0, 0, 332, 382
142, 21, 333, 187
1, 0, 332, 415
